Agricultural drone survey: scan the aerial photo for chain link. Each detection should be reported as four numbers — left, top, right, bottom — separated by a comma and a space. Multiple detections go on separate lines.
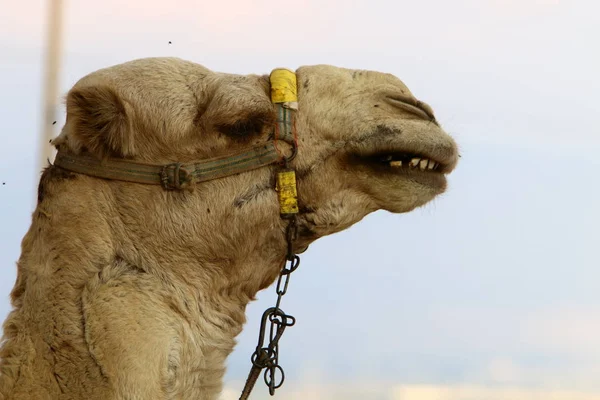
239, 139, 300, 400
243, 218, 300, 397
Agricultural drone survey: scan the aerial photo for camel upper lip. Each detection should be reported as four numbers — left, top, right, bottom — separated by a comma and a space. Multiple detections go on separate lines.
347, 121, 459, 175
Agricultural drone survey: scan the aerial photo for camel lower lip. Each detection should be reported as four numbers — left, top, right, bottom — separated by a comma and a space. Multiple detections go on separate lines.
389, 167, 447, 186
391, 166, 442, 174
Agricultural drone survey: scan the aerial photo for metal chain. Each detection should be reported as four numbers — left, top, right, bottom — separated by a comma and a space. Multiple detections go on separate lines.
239, 218, 300, 399
239, 128, 300, 400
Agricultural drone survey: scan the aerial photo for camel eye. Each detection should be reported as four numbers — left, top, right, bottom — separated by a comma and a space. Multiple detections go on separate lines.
215, 111, 274, 140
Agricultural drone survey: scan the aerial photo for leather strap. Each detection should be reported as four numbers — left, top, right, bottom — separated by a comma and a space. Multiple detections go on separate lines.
54, 141, 282, 190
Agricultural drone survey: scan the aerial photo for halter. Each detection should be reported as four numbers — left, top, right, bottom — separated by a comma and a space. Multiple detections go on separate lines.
53, 69, 298, 192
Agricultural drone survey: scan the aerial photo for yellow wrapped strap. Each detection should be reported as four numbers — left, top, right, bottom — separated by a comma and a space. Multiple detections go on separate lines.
271, 68, 299, 215
270, 68, 298, 104
276, 170, 299, 215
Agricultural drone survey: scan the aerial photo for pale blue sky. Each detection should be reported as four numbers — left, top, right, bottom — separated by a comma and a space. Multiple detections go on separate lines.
1, 1, 599, 399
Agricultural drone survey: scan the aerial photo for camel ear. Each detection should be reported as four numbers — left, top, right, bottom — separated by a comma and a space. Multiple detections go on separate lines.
65, 85, 135, 158
204, 80, 276, 141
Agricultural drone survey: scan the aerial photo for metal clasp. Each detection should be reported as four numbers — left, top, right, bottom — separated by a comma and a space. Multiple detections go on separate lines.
160, 163, 190, 190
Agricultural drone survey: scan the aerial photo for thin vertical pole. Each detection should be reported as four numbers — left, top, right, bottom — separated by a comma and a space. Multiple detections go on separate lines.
37, 0, 64, 178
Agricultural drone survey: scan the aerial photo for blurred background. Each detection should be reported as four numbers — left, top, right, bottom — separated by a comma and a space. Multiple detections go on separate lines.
1, 1, 599, 399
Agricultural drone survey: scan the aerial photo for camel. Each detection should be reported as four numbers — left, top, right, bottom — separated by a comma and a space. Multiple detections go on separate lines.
0, 57, 458, 400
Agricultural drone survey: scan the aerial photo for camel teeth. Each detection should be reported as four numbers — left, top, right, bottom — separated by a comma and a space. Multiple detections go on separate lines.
401, 157, 439, 171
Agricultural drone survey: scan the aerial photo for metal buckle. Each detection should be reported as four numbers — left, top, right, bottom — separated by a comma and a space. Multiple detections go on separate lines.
160, 163, 189, 190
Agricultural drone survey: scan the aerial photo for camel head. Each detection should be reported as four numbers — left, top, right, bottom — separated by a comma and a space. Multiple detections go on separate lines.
49, 58, 459, 292
52, 58, 457, 258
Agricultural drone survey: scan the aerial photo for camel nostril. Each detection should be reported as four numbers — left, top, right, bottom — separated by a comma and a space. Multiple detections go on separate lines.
385, 95, 436, 122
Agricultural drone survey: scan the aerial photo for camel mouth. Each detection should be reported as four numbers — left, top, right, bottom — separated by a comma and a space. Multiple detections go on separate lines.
369, 153, 443, 172
358, 151, 452, 174
348, 124, 458, 177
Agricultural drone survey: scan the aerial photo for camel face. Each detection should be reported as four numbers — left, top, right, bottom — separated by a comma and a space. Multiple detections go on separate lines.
292, 65, 458, 241
51, 58, 458, 249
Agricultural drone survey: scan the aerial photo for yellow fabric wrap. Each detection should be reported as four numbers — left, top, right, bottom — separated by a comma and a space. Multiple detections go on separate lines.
270, 68, 298, 104
276, 170, 299, 215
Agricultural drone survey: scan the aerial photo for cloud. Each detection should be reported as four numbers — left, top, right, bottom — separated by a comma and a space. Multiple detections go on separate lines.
519, 308, 600, 357
219, 383, 600, 400
393, 385, 600, 400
